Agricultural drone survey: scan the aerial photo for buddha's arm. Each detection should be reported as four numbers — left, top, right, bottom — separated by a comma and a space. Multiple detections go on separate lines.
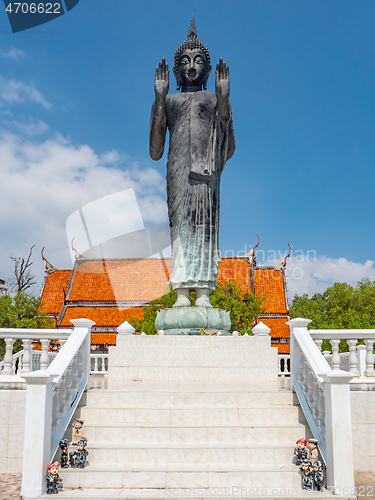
149, 99, 167, 161
215, 58, 231, 126
150, 58, 169, 161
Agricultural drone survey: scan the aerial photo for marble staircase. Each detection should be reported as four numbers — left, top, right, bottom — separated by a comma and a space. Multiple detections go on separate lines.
47, 335, 336, 499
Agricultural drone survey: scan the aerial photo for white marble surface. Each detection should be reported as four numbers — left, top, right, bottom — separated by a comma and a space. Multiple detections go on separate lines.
351, 391, 375, 472
0, 390, 25, 473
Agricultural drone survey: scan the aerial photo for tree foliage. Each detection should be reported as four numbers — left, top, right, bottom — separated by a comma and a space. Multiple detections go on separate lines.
0, 292, 53, 357
130, 280, 265, 335
290, 278, 375, 351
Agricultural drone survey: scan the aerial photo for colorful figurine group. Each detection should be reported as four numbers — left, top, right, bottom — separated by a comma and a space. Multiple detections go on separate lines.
47, 419, 89, 494
294, 438, 325, 491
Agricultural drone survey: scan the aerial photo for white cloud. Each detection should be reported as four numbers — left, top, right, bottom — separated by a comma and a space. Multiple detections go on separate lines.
1, 48, 25, 59
2, 117, 49, 137
285, 255, 375, 299
0, 129, 167, 292
0, 77, 52, 109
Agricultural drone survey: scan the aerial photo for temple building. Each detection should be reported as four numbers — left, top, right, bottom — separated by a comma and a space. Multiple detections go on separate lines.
39, 254, 291, 352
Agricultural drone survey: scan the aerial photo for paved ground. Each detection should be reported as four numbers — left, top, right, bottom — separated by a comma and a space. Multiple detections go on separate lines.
0, 475, 21, 500
0, 472, 373, 499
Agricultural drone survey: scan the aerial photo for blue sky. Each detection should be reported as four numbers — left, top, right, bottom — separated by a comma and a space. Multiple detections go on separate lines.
0, 0, 375, 298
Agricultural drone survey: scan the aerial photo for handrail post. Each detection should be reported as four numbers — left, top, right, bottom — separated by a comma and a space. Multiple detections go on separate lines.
70, 318, 95, 390
319, 371, 354, 492
21, 370, 58, 498
357, 345, 366, 377
287, 318, 312, 390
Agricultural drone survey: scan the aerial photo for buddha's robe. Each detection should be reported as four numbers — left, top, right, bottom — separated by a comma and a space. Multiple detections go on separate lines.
151, 90, 235, 289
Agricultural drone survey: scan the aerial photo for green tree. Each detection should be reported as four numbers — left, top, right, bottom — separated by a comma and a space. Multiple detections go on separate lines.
130, 280, 265, 335
0, 292, 53, 357
290, 278, 375, 352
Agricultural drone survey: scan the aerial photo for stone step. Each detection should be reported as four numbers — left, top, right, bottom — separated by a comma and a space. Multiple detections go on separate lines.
78, 423, 312, 444
31, 486, 350, 500
108, 337, 278, 382
115, 335, 271, 348
58, 463, 305, 489
80, 442, 295, 466
78, 405, 302, 425
84, 390, 297, 408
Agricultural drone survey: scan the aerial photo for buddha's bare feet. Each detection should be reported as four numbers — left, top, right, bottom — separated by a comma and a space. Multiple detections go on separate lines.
195, 288, 213, 308
173, 288, 191, 307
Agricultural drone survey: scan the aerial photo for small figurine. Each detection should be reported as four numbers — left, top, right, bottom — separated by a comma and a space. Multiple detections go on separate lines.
307, 438, 319, 464
312, 460, 325, 492
69, 437, 89, 469
59, 439, 70, 468
71, 418, 84, 445
294, 438, 307, 465
46, 462, 62, 495
299, 459, 313, 490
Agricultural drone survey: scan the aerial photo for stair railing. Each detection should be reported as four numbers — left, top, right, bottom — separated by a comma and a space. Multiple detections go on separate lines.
20, 318, 95, 498
288, 318, 355, 494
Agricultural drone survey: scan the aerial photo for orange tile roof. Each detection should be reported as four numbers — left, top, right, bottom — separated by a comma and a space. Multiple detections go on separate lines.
68, 260, 171, 302
257, 317, 290, 339
40, 270, 72, 314
217, 258, 251, 291
91, 332, 117, 345
272, 343, 290, 354
61, 306, 144, 327
253, 268, 288, 314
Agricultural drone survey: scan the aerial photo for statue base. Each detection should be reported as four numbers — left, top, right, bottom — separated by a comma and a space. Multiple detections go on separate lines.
155, 307, 231, 335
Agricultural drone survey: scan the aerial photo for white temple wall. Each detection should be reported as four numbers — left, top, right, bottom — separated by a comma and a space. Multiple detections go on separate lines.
351, 391, 375, 472
0, 390, 26, 473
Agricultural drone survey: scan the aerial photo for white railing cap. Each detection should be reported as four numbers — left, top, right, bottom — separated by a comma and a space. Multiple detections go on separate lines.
252, 321, 270, 336
286, 318, 312, 328
117, 321, 135, 335
22, 370, 59, 384
318, 371, 355, 383
70, 318, 96, 328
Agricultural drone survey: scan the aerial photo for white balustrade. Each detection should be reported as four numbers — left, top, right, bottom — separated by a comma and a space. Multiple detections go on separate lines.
277, 354, 290, 376
288, 318, 355, 492
310, 329, 375, 380
90, 353, 108, 374
20, 318, 95, 498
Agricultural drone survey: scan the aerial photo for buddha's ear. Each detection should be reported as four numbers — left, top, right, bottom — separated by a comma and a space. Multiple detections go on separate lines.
203, 64, 212, 90
173, 67, 181, 91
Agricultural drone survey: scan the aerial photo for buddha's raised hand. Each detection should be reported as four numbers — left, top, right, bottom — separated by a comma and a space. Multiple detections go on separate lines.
215, 57, 230, 101
154, 57, 169, 100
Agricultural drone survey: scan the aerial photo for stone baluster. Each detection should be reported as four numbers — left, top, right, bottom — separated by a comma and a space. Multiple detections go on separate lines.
331, 339, 340, 370
52, 384, 61, 429
58, 375, 67, 418
307, 367, 315, 407
94, 357, 98, 372
40, 339, 50, 371
71, 354, 80, 391
364, 338, 375, 377
357, 345, 366, 377
64, 365, 73, 408
20, 339, 32, 374
303, 359, 309, 394
318, 386, 325, 436
77, 347, 84, 379
314, 338, 323, 352
312, 380, 320, 422
2, 338, 15, 376
298, 351, 304, 384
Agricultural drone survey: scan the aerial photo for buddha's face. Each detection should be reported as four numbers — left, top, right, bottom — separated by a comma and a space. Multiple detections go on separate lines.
178, 49, 208, 88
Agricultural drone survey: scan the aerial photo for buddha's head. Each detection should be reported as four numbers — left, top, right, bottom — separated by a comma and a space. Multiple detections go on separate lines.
173, 16, 211, 91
